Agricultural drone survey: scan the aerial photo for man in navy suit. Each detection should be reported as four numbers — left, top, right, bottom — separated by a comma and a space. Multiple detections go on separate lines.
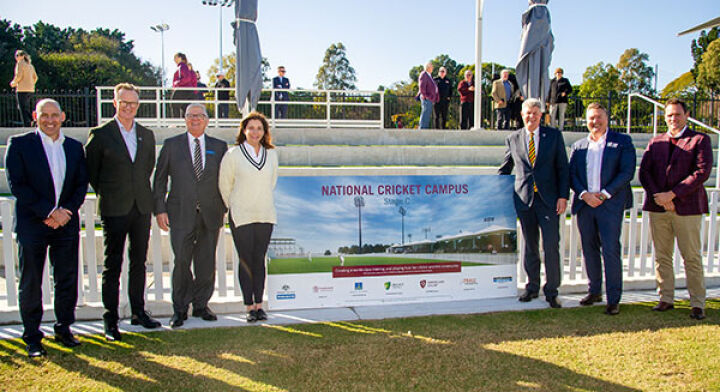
272, 66, 290, 119
569, 103, 635, 315
499, 98, 569, 308
5, 99, 89, 357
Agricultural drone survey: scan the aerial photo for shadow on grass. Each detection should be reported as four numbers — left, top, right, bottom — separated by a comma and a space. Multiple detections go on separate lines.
0, 299, 716, 391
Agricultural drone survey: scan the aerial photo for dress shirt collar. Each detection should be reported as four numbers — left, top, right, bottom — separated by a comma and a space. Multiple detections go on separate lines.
36, 128, 65, 146
587, 130, 608, 145
243, 141, 264, 164
667, 126, 687, 139
114, 116, 136, 134
187, 132, 206, 146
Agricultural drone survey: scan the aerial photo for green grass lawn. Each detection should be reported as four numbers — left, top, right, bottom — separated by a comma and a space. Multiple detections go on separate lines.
268, 255, 485, 274
1, 299, 719, 391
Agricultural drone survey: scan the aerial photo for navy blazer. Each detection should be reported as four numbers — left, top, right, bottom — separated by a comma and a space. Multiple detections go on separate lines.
569, 131, 635, 215
639, 128, 713, 215
5, 131, 89, 241
498, 126, 570, 211
272, 76, 290, 101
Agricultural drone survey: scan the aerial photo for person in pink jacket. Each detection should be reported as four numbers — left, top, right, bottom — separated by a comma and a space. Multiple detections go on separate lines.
171, 52, 197, 117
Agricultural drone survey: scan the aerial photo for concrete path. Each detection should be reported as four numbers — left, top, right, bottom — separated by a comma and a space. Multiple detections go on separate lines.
0, 286, 717, 341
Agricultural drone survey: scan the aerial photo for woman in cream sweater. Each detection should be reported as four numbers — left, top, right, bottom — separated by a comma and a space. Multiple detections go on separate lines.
9, 50, 38, 127
219, 112, 278, 322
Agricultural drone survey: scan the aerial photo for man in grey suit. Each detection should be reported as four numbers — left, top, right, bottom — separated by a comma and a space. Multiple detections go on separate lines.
498, 98, 569, 308
153, 103, 228, 327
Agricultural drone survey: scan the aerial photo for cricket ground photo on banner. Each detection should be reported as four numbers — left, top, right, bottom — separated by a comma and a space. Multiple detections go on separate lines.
267, 175, 518, 310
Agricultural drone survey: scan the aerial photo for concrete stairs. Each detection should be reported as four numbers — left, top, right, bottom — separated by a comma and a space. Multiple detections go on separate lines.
0, 127, 717, 194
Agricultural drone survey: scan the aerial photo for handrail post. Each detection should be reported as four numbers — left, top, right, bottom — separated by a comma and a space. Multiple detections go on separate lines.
380, 90, 385, 129
95, 86, 102, 127
326, 90, 331, 129
652, 104, 658, 137
626, 93, 632, 134
270, 88, 276, 128
156, 87, 162, 128
214, 87, 219, 128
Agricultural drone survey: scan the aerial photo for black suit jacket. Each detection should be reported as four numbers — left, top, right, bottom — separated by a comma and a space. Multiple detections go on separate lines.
5, 131, 89, 242
153, 133, 228, 231
85, 119, 156, 217
498, 126, 570, 211
272, 76, 290, 101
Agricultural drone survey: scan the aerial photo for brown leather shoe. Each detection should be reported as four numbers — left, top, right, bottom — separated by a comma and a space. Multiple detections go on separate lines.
690, 307, 706, 320
579, 293, 603, 306
652, 301, 674, 312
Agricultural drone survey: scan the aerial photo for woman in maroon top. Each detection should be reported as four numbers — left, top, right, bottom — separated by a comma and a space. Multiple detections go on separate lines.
457, 70, 475, 130
171, 52, 197, 117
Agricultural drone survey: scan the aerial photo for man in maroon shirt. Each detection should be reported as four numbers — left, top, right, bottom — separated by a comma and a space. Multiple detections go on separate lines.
639, 98, 712, 320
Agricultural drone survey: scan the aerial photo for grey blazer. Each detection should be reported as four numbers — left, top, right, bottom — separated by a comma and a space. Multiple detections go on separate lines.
498, 126, 570, 211
153, 133, 228, 230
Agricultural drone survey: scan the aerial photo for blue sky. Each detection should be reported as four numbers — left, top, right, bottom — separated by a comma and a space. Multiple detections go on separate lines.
273, 175, 516, 253
3, 0, 718, 91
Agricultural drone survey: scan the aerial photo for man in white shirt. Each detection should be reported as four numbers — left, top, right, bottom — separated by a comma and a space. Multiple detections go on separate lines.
569, 103, 635, 315
153, 103, 228, 327
5, 99, 89, 357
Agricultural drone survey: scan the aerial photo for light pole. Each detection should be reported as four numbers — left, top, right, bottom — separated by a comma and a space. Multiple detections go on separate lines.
398, 207, 407, 245
150, 23, 169, 119
201, 0, 235, 74
354, 196, 365, 252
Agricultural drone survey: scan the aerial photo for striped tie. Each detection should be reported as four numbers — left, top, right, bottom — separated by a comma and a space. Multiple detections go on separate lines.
529, 132, 538, 192
193, 138, 203, 179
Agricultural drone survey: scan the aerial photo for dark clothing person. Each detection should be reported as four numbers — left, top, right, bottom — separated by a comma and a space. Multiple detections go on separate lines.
433, 76, 452, 129
273, 75, 290, 119
548, 76, 572, 104
5, 126, 88, 355
215, 77, 231, 118
458, 79, 475, 130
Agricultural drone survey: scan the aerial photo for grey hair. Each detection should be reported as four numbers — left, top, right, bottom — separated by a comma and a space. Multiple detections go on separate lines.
464, 70, 473, 76
185, 103, 209, 117
501, 69, 511, 74
522, 98, 542, 111
35, 98, 62, 113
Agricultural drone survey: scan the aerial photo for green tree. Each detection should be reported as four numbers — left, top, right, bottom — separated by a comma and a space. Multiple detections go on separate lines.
206, 52, 270, 87
691, 27, 719, 79
697, 39, 720, 95
616, 48, 655, 95
661, 71, 697, 99
314, 42, 357, 90
578, 62, 623, 99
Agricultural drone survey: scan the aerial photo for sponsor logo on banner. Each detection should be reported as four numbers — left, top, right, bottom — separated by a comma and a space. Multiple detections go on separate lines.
493, 276, 513, 289
276, 284, 296, 300
420, 279, 445, 293
462, 277, 479, 291
419, 279, 426, 288
352, 281, 367, 297
354, 282, 363, 290
384, 281, 404, 295
312, 286, 334, 293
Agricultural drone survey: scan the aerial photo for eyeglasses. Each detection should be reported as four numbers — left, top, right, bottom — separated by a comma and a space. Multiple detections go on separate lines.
278, 69, 286, 73
185, 113, 208, 120
117, 100, 139, 108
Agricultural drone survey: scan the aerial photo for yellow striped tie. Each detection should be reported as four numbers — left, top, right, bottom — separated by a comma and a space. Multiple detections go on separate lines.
529, 132, 538, 192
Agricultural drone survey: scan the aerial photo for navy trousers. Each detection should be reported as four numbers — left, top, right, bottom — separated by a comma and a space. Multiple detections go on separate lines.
517, 199, 562, 297
577, 204, 624, 305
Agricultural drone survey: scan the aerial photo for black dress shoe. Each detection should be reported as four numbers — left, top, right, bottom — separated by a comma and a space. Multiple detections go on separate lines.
547, 296, 562, 308
518, 290, 539, 302
26, 342, 47, 358
246, 310, 258, 323
604, 304, 620, 316
104, 321, 122, 342
579, 293, 603, 306
652, 301, 674, 312
170, 312, 186, 328
54, 332, 81, 348
131, 311, 161, 329
256, 308, 268, 321
690, 307, 706, 320
193, 307, 217, 321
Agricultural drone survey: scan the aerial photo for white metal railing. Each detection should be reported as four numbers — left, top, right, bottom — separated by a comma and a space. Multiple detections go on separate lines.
2, 189, 720, 310
627, 93, 720, 188
95, 86, 384, 129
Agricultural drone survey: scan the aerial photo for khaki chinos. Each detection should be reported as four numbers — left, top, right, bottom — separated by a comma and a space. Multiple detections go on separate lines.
649, 211, 706, 308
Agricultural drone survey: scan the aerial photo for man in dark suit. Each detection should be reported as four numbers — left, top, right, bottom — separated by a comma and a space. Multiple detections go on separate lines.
273, 66, 290, 119
153, 103, 228, 327
433, 66, 452, 129
639, 98, 712, 320
498, 98, 569, 308
85, 83, 161, 341
5, 99, 88, 357
569, 103, 635, 315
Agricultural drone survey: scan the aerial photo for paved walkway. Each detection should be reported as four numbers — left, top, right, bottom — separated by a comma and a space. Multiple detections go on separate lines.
0, 287, 717, 340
